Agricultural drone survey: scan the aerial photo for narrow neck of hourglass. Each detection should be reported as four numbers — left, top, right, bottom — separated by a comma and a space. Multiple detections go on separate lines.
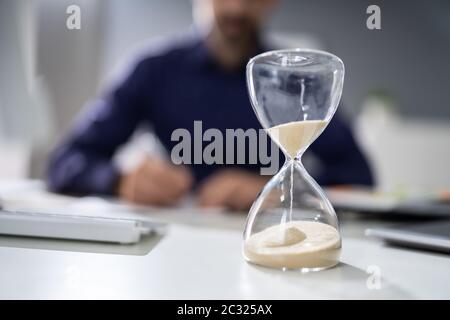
284, 151, 305, 164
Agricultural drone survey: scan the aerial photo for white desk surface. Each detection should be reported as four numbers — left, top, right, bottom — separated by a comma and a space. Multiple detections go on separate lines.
0, 180, 449, 299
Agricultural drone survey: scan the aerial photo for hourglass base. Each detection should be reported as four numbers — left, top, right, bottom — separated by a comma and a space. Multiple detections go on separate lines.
243, 219, 341, 271
243, 256, 340, 273
243, 244, 341, 272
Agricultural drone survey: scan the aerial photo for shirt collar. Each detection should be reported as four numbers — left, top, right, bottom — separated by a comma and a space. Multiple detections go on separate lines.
188, 31, 270, 73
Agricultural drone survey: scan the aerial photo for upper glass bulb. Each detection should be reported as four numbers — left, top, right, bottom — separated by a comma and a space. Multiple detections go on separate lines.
247, 49, 344, 159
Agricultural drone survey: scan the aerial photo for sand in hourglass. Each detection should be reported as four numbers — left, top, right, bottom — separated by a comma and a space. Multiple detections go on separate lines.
267, 120, 327, 159
244, 120, 340, 270
244, 221, 341, 269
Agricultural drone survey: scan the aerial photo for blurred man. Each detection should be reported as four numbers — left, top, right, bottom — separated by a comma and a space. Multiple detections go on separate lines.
47, 0, 373, 211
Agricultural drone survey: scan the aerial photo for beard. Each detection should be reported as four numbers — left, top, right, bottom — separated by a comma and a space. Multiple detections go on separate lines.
216, 15, 258, 45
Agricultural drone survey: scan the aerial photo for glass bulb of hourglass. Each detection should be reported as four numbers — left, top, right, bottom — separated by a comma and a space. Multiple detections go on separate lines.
244, 49, 345, 271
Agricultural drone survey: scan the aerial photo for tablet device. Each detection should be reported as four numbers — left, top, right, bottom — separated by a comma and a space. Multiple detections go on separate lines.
366, 219, 450, 253
328, 188, 450, 218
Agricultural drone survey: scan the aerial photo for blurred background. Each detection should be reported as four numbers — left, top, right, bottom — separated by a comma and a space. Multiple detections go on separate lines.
1, 0, 449, 192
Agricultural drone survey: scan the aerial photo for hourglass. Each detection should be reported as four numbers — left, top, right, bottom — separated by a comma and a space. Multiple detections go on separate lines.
243, 49, 345, 271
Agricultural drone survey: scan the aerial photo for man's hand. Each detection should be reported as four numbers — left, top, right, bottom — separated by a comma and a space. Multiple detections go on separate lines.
117, 157, 193, 206
197, 169, 269, 211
